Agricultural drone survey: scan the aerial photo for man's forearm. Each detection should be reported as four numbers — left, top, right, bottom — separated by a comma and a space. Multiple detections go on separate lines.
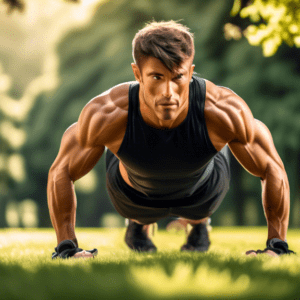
47, 168, 78, 246
261, 168, 290, 241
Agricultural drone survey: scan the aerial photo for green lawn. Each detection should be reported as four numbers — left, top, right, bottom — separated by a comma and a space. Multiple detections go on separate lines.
0, 227, 299, 300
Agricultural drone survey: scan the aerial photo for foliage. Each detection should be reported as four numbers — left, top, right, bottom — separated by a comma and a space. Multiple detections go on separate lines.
1, 0, 24, 13
1, 0, 79, 13
0, 228, 300, 299
231, 0, 300, 56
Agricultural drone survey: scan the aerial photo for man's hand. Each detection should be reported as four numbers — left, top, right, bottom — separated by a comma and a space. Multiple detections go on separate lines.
246, 249, 279, 257
52, 240, 98, 259
245, 238, 295, 257
72, 250, 97, 258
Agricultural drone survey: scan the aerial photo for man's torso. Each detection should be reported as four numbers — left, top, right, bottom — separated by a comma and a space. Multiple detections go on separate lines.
92, 78, 230, 190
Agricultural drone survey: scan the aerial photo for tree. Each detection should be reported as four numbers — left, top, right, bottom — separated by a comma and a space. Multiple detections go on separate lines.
1, 0, 79, 13
230, 0, 300, 56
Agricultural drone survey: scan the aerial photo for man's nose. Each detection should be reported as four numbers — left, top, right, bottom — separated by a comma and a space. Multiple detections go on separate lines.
162, 81, 173, 98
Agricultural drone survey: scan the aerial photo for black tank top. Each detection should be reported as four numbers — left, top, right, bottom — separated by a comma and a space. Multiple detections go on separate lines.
117, 76, 218, 200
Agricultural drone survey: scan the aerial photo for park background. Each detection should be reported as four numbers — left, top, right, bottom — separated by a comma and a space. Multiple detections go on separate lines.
0, 0, 299, 230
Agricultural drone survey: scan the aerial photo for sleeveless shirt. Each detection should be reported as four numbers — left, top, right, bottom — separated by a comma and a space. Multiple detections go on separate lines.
116, 76, 218, 200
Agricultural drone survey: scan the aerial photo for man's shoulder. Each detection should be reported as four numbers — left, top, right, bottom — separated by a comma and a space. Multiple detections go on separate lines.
204, 79, 248, 112
80, 81, 137, 121
86, 81, 136, 111
77, 81, 136, 147
204, 79, 254, 147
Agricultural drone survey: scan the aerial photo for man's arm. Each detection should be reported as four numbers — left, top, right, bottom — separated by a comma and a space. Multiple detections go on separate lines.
228, 118, 289, 242
206, 84, 291, 255
47, 101, 105, 256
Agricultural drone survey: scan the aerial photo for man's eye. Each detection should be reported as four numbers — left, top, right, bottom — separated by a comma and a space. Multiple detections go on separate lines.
153, 76, 160, 80
176, 74, 183, 79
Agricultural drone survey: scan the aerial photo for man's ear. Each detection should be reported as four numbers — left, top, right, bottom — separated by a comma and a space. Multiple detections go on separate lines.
190, 64, 195, 79
131, 63, 142, 83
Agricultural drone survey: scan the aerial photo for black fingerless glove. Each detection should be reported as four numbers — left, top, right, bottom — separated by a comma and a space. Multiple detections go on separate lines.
52, 240, 97, 259
265, 238, 296, 255
52, 240, 82, 259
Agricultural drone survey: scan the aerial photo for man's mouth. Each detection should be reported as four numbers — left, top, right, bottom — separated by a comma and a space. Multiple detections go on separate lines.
159, 103, 177, 106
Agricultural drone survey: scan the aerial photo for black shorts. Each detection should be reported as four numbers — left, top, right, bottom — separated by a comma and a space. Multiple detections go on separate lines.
105, 147, 231, 225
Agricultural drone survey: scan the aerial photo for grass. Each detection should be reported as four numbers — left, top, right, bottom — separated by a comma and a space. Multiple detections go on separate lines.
0, 227, 299, 300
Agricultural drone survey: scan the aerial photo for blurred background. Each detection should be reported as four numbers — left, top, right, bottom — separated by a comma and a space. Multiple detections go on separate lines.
0, 0, 299, 229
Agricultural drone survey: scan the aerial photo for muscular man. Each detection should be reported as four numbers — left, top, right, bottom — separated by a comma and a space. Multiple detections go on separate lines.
48, 21, 294, 259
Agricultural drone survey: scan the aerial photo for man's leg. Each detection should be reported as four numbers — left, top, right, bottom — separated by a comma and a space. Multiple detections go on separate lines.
166, 217, 210, 251
184, 218, 209, 225
105, 149, 167, 252
173, 146, 231, 252
180, 219, 211, 252
124, 219, 157, 252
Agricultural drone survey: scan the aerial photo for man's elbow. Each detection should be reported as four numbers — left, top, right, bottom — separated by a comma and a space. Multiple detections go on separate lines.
261, 161, 289, 186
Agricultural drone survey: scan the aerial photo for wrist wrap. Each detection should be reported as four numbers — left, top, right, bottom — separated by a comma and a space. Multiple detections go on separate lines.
265, 238, 295, 255
52, 240, 83, 259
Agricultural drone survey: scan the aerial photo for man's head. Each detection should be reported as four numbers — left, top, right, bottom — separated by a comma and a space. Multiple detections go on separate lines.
131, 20, 195, 128
132, 20, 194, 72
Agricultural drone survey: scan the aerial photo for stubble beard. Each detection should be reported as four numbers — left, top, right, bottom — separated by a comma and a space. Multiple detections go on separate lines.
160, 109, 172, 120
142, 89, 175, 124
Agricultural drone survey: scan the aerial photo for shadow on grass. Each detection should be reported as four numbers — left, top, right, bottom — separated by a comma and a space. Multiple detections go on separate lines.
0, 251, 299, 300
0, 228, 299, 299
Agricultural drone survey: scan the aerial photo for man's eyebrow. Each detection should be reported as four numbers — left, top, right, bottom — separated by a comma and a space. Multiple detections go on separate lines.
173, 70, 187, 75
146, 70, 187, 76
146, 71, 164, 76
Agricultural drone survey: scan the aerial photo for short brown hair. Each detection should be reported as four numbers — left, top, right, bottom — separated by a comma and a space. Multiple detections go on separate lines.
132, 20, 194, 71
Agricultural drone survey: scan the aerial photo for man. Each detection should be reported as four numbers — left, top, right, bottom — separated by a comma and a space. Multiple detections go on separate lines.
48, 21, 294, 259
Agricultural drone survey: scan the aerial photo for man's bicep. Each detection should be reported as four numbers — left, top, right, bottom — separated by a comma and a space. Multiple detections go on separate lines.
51, 123, 105, 182
228, 119, 284, 180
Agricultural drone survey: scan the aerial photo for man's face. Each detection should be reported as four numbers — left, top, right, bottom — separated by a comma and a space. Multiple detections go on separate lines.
131, 56, 195, 127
